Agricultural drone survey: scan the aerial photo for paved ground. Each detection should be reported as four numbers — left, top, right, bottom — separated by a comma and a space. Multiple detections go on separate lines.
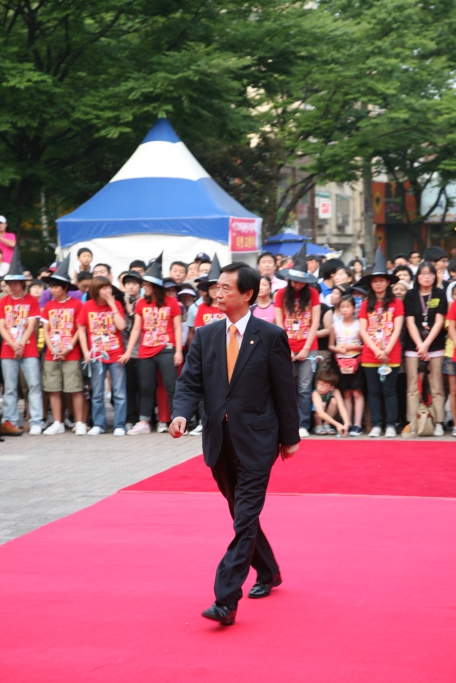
1, 405, 454, 545
0, 423, 203, 546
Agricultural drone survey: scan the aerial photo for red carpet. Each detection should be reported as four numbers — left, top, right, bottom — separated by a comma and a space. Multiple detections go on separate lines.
122, 440, 456, 498
1, 491, 456, 682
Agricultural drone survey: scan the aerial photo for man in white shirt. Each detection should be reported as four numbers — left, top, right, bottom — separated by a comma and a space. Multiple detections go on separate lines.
257, 251, 286, 293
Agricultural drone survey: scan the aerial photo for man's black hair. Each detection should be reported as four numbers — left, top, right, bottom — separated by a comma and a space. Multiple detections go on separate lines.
77, 271, 93, 283
220, 262, 260, 304
199, 259, 211, 265
394, 252, 409, 262
423, 246, 447, 263
93, 263, 111, 273
129, 259, 146, 270
409, 250, 420, 258
170, 261, 188, 272
257, 251, 276, 264
306, 254, 320, 262
448, 258, 456, 274
321, 259, 344, 279
392, 264, 413, 279
77, 247, 93, 257
38, 266, 49, 276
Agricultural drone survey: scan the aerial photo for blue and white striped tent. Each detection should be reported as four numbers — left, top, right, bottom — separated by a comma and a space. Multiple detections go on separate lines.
57, 118, 262, 276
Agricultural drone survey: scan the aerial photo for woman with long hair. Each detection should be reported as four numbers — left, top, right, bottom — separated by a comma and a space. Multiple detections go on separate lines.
357, 249, 404, 437
120, 258, 182, 435
403, 261, 447, 436
78, 276, 127, 436
275, 247, 320, 438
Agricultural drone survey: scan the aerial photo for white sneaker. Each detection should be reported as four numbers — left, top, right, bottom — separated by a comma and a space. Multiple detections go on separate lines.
113, 428, 126, 436
127, 422, 151, 435
433, 423, 444, 437
452, 427, 456, 437
87, 426, 105, 436
156, 421, 168, 433
189, 423, 203, 436
385, 426, 396, 438
299, 427, 309, 438
29, 425, 42, 436
369, 427, 382, 438
74, 422, 87, 436
43, 421, 65, 436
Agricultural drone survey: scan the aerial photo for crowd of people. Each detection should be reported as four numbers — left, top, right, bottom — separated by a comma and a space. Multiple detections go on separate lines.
1, 225, 456, 440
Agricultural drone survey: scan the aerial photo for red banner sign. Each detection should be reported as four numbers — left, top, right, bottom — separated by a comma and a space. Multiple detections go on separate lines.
229, 217, 259, 252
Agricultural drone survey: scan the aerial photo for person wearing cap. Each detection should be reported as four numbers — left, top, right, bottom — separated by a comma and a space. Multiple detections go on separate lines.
275, 243, 321, 439
39, 261, 83, 308
119, 253, 183, 435
178, 285, 197, 347
357, 247, 404, 438
78, 276, 127, 436
121, 271, 143, 430
0, 216, 16, 267
0, 246, 43, 436
194, 252, 210, 265
41, 256, 86, 436
162, 277, 181, 298
186, 273, 208, 349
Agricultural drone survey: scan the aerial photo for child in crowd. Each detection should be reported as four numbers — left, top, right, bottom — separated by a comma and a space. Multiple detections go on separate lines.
311, 369, 350, 436
73, 247, 93, 284
251, 275, 276, 323
328, 295, 364, 436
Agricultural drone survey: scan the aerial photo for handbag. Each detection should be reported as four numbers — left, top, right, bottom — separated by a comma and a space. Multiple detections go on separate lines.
416, 403, 435, 437
336, 356, 360, 374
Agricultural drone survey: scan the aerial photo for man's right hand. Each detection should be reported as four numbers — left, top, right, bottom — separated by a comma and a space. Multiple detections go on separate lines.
169, 417, 187, 438
280, 442, 299, 460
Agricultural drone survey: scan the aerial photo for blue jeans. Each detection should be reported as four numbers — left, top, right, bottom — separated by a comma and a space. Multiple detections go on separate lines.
293, 356, 315, 429
90, 362, 126, 432
2, 357, 43, 427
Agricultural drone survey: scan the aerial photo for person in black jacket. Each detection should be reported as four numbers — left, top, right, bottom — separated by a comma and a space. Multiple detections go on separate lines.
169, 262, 300, 626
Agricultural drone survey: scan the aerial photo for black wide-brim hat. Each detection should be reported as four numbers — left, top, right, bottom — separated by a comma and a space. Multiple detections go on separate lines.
356, 271, 398, 288
277, 267, 318, 284
41, 274, 78, 291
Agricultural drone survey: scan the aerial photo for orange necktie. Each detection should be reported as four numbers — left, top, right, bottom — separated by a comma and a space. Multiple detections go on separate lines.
227, 324, 239, 382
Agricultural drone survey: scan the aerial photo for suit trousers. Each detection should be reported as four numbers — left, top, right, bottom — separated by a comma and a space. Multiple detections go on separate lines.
211, 421, 279, 610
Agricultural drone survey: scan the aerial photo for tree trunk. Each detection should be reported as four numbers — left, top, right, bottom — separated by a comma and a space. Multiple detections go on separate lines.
362, 159, 375, 264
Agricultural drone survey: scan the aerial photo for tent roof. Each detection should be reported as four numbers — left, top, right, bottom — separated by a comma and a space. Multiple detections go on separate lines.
263, 232, 335, 256
57, 118, 260, 248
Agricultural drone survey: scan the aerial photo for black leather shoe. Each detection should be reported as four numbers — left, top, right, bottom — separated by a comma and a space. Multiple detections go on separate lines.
248, 573, 282, 599
202, 602, 237, 625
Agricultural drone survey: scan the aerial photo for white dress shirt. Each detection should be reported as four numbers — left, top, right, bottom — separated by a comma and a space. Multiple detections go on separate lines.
225, 310, 251, 349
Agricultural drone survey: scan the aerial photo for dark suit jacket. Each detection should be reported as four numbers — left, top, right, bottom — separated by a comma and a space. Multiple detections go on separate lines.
172, 315, 299, 470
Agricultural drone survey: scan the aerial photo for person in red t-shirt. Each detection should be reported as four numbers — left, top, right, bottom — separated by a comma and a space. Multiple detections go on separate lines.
0, 251, 43, 436
194, 282, 226, 328
119, 256, 183, 436
275, 244, 320, 439
78, 276, 126, 436
41, 273, 86, 436
358, 248, 404, 438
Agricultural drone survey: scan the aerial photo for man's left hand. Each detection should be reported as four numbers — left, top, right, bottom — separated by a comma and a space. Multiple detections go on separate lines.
280, 442, 299, 460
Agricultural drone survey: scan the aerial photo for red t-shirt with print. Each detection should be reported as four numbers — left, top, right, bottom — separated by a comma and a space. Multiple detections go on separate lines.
42, 298, 83, 361
194, 303, 226, 328
0, 293, 40, 359
358, 298, 404, 365
77, 300, 125, 363
275, 285, 320, 352
447, 300, 456, 362
135, 295, 181, 359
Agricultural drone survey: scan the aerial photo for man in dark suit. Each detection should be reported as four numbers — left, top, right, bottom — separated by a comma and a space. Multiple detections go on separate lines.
169, 262, 300, 625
